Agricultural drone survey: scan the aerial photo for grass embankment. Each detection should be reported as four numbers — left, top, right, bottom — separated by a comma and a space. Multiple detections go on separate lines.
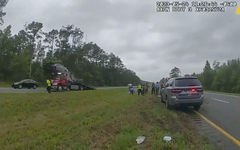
0, 82, 11, 87
0, 89, 215, 150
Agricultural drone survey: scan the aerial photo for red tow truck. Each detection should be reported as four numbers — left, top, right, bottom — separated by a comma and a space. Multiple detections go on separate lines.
47, 64, 96, 91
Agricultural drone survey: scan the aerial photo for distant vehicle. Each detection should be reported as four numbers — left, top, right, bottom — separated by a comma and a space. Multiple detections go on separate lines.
46, 64, 96, 91
12, 79, 39, 89
160, 76, 204, 110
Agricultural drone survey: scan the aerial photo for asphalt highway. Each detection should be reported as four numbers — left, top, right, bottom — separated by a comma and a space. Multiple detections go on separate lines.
198, 92, 240, 149
0, 86, 128, 93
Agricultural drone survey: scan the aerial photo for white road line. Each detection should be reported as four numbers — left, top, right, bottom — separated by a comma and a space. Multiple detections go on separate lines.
211, 98, 229, 104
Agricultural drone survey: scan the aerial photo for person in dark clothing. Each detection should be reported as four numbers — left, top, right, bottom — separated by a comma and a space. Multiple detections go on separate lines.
129, 85, 134, 95
145, 83, 149, 94
141, 84, 145, 96
137, 84, 142, 95
151, 83, 155, 95
155, 82, 160, 96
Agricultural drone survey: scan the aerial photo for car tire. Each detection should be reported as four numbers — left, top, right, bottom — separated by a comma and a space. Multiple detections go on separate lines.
194, 105, 201, 111
57, 85, 63, 91
18, 85, 23, 89
33, 85, 37, 89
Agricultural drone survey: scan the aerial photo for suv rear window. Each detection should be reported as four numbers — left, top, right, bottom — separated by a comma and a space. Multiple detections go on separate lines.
175, 78, 202, 87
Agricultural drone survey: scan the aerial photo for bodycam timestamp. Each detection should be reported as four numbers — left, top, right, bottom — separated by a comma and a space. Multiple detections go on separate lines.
156, 1, 238, 12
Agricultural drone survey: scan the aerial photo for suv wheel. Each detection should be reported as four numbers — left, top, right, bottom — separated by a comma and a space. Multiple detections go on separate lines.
194, 105, 201, 110
33, 85, 37, 89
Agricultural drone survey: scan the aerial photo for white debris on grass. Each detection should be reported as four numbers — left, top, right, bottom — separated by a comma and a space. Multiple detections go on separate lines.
136, 136, 145, 144
163, 136, 172, 142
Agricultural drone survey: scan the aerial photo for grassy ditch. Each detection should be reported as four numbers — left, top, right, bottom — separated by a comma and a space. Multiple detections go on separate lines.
0, 81, 11, 88
0, 89, 215, 150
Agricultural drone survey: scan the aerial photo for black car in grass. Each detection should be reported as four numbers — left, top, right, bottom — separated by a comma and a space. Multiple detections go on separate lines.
12, 79, 39, 89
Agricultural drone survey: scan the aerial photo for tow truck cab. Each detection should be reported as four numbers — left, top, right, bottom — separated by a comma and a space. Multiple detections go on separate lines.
51, 72, 68, 91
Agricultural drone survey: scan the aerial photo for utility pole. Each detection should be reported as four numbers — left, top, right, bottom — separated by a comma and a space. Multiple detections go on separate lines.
29, 50, 35, 78
29, 56, 33, 78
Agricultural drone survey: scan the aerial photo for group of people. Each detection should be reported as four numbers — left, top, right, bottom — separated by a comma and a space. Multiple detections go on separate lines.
151, 82, 163, 96
128, 82, 164, 96
137, 83, 149, 96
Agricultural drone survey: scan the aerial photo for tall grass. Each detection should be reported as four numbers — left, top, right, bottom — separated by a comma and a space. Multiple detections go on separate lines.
0, 89, 215, 150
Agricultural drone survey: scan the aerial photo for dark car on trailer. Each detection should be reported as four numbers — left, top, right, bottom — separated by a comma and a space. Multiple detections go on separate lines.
12, 79, 39, 89
161, 76, 204, 110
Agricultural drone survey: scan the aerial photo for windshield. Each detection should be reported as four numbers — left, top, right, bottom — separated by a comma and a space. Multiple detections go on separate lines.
20, 79, 29, 83
175, 78, 202, 87
53, 74, 61, 80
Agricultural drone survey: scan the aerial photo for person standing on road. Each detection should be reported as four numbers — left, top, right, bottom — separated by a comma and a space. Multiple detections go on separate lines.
137, 84, 142, 95
46, 79, 52, 93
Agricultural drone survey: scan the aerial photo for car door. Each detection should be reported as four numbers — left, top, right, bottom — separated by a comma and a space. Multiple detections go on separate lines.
162, 79, 171, 100
20, 80, 25, 88
28, 80, 34, 88
23, 80, 30, 88
164, 79, 174, 100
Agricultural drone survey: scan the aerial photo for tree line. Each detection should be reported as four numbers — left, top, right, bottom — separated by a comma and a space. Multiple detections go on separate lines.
161, 59, 240, 94
0, 9, 140, 86
194, 59, 240, 93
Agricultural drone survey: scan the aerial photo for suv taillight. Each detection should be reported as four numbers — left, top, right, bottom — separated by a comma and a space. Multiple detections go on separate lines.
191, 88, 196, 92
171, 89, 182, 94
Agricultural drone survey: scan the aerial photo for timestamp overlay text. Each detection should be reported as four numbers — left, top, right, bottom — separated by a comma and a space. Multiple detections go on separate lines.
156, 1, 238, 12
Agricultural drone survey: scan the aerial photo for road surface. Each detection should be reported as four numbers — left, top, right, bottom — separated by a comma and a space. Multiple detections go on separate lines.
197, 92, 240, 149
0, 87, 128, 93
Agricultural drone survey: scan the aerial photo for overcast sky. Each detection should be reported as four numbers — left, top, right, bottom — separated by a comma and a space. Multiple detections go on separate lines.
2, 0, 240, 81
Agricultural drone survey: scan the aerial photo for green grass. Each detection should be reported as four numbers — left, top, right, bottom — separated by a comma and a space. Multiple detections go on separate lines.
0, 81, 11, 87
0, 89, 215, 150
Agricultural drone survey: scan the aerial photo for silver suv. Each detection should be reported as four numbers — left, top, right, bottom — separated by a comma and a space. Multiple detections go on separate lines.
161, 76, 204, 110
